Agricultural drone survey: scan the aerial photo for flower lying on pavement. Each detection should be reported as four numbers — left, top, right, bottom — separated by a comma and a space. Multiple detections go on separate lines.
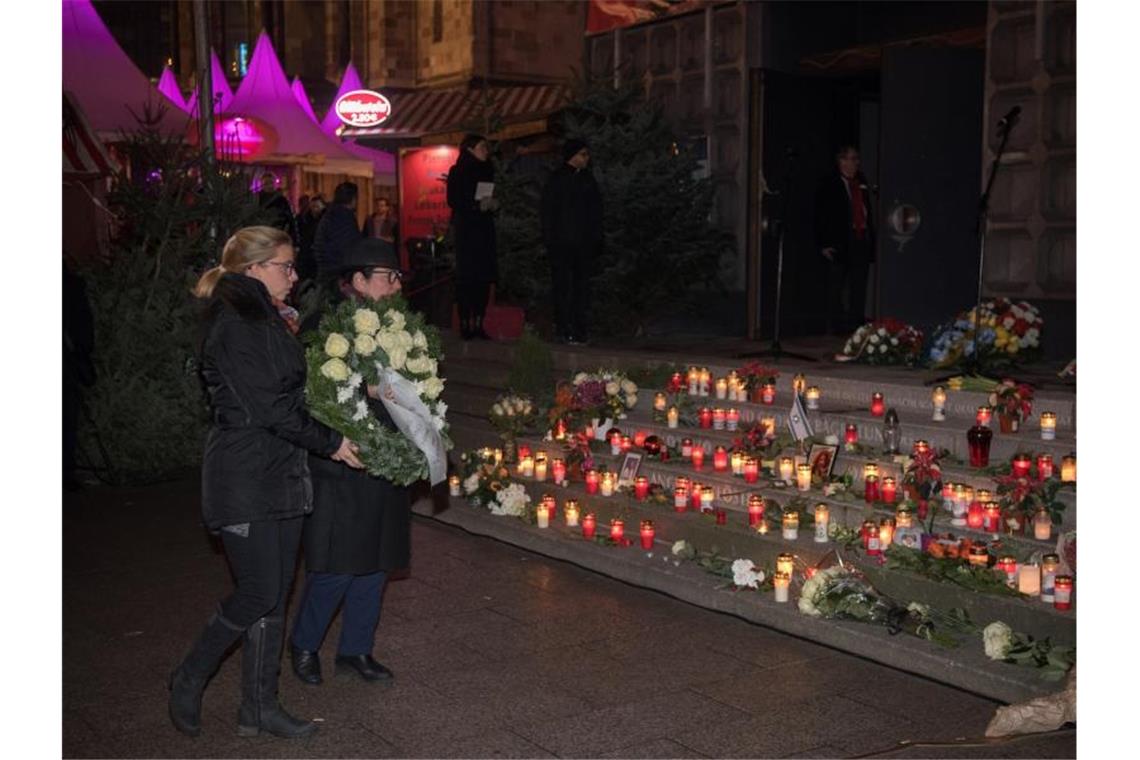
983, 621, 1014, 660
731, 558, 766, 589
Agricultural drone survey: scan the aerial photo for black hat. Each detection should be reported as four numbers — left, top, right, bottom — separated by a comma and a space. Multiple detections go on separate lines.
563, 138, 589, 162
340, 237, 400, 273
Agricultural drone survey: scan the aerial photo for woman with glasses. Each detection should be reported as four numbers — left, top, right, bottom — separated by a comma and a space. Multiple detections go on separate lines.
169, 226, 364, 740
289, 237, 413, 688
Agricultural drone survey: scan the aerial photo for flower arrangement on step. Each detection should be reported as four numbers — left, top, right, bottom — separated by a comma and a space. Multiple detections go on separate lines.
305, 295, 450, 486
798, 563, 976, 649
670, 540, 775, 592
983, 622, 1075, 681
735, 362, 780, 403
488, 394, 537, 462
901, 444, 945, 529
457, 450, 532, 517
988, 379, 1034, 433
928, 298, 1043, 370
732, 419, 781, 456
994, 467, 1067, 535
571, 369, 639, 424
836, 318, 924, 366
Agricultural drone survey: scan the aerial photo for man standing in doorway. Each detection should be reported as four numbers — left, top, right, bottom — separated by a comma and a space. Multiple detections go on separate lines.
815, 145, 875, 335
541, 138, 603, 345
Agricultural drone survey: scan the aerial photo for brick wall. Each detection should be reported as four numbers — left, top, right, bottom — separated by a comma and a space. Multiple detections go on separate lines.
480, 1, 586, 83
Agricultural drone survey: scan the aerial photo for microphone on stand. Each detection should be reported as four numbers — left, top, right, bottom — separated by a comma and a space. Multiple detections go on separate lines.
997, 105, 1021, 131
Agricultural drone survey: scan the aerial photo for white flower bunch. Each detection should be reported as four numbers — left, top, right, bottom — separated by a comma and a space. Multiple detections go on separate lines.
983, 621, 1013, 660
462, 472, 481, 495
731, 559, 766, 589
491, 395, 534, 418
797, 565, 851, 617
671, 540, 691, 556
489, 483, 530, 516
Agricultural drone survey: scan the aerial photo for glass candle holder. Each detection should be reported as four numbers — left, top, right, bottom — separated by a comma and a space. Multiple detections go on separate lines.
1061, 455, 1076, 483
1011, 454, 1032, 479
796, 463, 812, 492
773, 572, 791, 603
967, 425, 993, 468
667, 406, 679, 428
1033, 508, 1052, 541
534, 453, 548, 482
743, 457, 759, 483
996, 556, 1018, 588
976, 406, 993, 427
552, 458, 567, 485
731, 451, 744, 476
581, 512, 596, 538
895, 506, 914, 529
781, 511, 800, 540
793, 373, 807, 395
681, 438, 693, 457
600, 472, 615, 497
726, 408, 740, 431
813, 503, 829, 543
870, 392, 885, 417
700, 486, 715, 513
584, 469, 599, 494
805, 386, 821, 410
1041, 554, 1061, 602
448, 475, 461, 496
880, 477, 897, 504
654, 392, 668, 411
863, 519, 881, 556
761, 383, 777, 405
712, 408, 726, 430
639, 520, 655, 550
776, 552, 795, 577
748, 495, 765, 527
535, 503, 551, 529
698, 408, 713, 429
864, 475, 880, 503
845, 424, 859, 445
967, 543, 989, 567
779, 457, 795, 483
1018, 564, 1040, 595
715, 378, 728, 400
564, 500, 580, 527
634, 476, 649, 501
879, 518, 895, 549
983, 502, 1002, 535
1037, 454, 1054, 481
1053, 575, 1073, 611
1040, 412, 1057, 441
931, 386, 947, 421
609, 519, 624, 541
691, 447, 705, 471
713, 446, 729, 472
673, 486, 688, 512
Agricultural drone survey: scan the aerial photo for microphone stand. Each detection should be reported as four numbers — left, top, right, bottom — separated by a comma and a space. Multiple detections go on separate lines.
740, 149, 817, 362
926, 115, 1016, 385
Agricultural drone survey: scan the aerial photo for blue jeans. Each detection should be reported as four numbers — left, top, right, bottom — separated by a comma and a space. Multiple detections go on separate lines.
290, 570, 388, 656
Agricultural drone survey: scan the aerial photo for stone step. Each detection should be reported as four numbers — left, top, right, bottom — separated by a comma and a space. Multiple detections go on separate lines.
418, 486, 1072, 704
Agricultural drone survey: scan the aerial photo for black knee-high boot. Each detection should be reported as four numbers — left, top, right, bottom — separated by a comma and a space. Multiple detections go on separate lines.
237, 616, 317, 739
168, 607, 246, 736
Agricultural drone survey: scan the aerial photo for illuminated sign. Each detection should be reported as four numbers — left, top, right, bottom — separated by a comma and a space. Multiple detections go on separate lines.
335, 89, 392, 128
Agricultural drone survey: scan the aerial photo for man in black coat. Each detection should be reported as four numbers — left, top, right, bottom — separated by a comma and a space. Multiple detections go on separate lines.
446, 134, 498, 340
290, 238, 411, 686
814, 145, 876, 334
313, 182, 363, 282
541, 138, 603, 344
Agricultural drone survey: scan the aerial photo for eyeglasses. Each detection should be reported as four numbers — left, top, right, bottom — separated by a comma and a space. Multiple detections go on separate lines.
369, 268, 404, 284
260, 261, 296, 275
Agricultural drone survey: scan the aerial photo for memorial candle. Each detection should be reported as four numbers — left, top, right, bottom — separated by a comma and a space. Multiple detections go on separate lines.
518, 455, 535, 478
610, 433, 622, 456
967, 543, 990, 567
967, 500, 984, 530
1018, 564, 1041, 595
731, 451, 744, 475
633, 429, 648, 448
748, 495, 765, 526
776, 552, 795, 577
932, 386, 947, 421
667, 406, 679, 428
779, 457, 795, 483
699, 408, 713, 429
675, 476, 691, 493
895, 506, 914, 528
687, 367, 700, 395
699, 368, 711, 396
796, 463, 812, 492
1037, 454, 1054, 480
674, 487, 688, 511
951, 484, 968, 526
814, 503, 830, 543
793, 373, 807, 395
863, 462, 880, 487
976, 406, 993, 427
639, 520, 656, 550
805, 386, 821, 410
534, 453, 548, 482
584, 469, 599, 494
773, 572, 791, 603
1061, 455, 1076, 483
535, 501, 551, 529
983, 502, 1002, 535
691, 447, 705, 470
845, 423, 859, 445
870, 392, 885, 417
743, 457, 759, 483
634, 476, 650, 501
609, 519, 624, 541
943, 481, 956, 509
879, 518, 895, 549
781, 512, 800, 540
761, 382, 777, 405
996, 556, 1019, 588
581, 512, 596, 538
691, 483, 704, 511
600, 472, 615, 497
1011, 454, 1032, 479
448, 475, 461, 496
671, 372, 684, 394
681, 438, 693, 457
715, 378, 728, 400
713, 446, 729, 472
564, 499, 580, 527
621, 435, 633, 453
1041, 554, 1060, 602
712, 408, 726, 430
654, 392, 668, 412
726, 408, 740, 431
880, 477, 897, 504
1040, 412, 1057, 441
552, 458, 567, 485
727, 371, 740, 399
1033, 509, 1052, 541
864, 475, 879, 503
700, 486, 715, 513
1053, 576, 1073, 610
863, 519, 881, 556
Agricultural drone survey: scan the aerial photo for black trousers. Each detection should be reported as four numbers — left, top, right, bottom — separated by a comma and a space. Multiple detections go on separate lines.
455, 275, 491, 326
218, 517, 304, 628
826, 238, 872, 333
550, 252, 592, 340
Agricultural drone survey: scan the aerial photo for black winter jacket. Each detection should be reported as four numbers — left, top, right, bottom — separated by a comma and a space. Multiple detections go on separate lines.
313, 204, 363, 280
814, 172, 876, 263
198, 273, 342, 531
540, 163, 604, 258
446, 150, 498, 282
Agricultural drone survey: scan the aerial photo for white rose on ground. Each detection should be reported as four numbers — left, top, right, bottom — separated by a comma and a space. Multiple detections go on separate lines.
321, 358, 350, 382
423, 376, 445, 399
324, 333, 350, 358
605, 381, 620, 396
413, 330, 428, 349
731, 559, 761, 589
824, 434, 839, 445
983, 621, 1014, 660
386, 309, 406, 332
462, 472, 481, 495
671, 540, 691, 556
354, 334, 378, 356
387, 345, 408, 371
490, 483, 530, 516
353, 309, 381, 335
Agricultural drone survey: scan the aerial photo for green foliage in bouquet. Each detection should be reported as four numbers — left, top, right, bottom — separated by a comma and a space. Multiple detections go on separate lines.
80, 126, 269, 483
506, 324, 555, 406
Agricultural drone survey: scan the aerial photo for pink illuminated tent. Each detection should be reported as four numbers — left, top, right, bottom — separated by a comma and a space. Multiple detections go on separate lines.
156, 65, 188, 112
320, 62, 364, 136
185, 50, 235, 115
321, 62, 397, 184
291, 76, 319, 123
62, 0, 191, 139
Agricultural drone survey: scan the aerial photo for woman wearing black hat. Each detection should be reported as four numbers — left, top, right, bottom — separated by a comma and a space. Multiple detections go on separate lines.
446, 134, 498, 340
289, 237, 412, 686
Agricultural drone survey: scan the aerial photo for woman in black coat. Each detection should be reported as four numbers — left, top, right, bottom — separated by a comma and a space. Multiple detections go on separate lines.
289, 238, 412, 686
169, 226, 363, 740
446, 133, 498, 340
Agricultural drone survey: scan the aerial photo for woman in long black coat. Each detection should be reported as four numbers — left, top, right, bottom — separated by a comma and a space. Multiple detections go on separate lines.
446, 133, 498, 339
169, 226, 363, 740
289, 238, 412, 686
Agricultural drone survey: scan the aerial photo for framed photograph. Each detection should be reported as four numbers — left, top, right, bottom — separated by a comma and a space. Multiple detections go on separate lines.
617, 452, 643, 488
806, 442, 839, 482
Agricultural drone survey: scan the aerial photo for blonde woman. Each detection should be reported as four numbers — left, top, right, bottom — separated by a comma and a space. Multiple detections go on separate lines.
169, 226, 362, 739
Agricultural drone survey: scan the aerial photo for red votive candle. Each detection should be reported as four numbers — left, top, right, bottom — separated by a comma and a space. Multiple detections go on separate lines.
1053, 575, 1073, 611
581, 513, 596, 538
584, 469, 599, 495
691, 483, 704, 511
1037, 454, 1054, 480
845, 424, 859, 445
1011, 454, 1032, 479
870, 392, 885, 417
713, 446, 728, 472
880, 477, 897, 505
967, 500, 984, 529
864, 475, 879, 503
609, 519, 624, 541
743, 457, 759, 483
983, 502, 1002, 534
748, 495, 765, 526
639, 520, 655, 550
681, 438, 693, 457
698, 408, 713, 429
691, 447, 705, 470
634, 476, 649, 501
976, 406, 992, 427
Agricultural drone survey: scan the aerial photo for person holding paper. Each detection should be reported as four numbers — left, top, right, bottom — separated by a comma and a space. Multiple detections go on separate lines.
446, 134, 498, 340
288, 238, 412, 687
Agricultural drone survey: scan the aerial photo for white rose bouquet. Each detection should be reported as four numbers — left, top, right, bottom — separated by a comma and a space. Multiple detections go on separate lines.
488, 394, 538, 439
305, 293, 451, 485
836, 319, 924, 366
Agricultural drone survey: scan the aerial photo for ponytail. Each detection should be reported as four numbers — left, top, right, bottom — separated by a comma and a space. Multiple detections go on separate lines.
192, 226, 292, 299
193, 265, 227, 299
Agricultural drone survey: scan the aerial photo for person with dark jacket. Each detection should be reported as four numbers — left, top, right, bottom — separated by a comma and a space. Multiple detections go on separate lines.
289, 238, 411, 687
169, 226, 363, 740
814, 145, 876, 334
541, 138, 604, 344
446, 134, 497, 340
296, 195, 326, 283
314, 182, 363, 281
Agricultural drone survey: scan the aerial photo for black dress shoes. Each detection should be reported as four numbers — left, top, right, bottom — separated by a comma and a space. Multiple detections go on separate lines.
290, 645, 322, 685
335, 654, 395, 682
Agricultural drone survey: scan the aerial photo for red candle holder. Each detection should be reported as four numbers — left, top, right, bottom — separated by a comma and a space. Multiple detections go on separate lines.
633, 430, 648, 448
681, 438, 693, 457
761, 383, 777, 405
983, 503, 1002, 534
1053, 575, 1073, 611
880, 477, 897, 505
747, 495, 765, 526
609, 519, 625, 541
967, 500, 984, 529
1037, 454, 1054, 480
517, 444, 532, 461
712, 408, 726, 429
713, 446, 728, 472
634, 476, 650, 501
670, 372, 684, 393
698, 408, 713, 429
639, 520, 655, 550
584, 469, 599, 495
690, 485, 704, 511
844, 424, 859, 445
864, 475, 880, 503
581, 513, 597, 538
967, 425, 993, 468
862, 520, 882, 556
1011, 454, 1032, 479
714, 508, 727, 526
870, 392, 885, 417
673, 487, 688, 512
675, 476, 691, 492
691, 447, 705, 470
976, 406, 993, 427
552, 458, 567, 484
726, 408, 740, 430
743, 458, 759, 483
